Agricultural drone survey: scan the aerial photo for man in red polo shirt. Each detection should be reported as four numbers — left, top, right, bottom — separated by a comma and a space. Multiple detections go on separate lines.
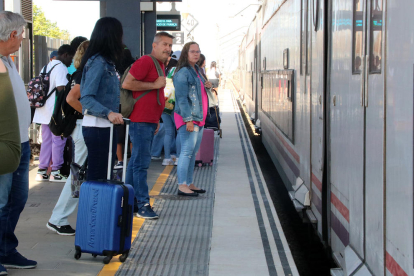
122, 32, 173, 219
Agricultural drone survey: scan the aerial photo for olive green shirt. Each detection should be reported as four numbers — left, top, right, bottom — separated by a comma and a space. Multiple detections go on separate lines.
0, 70, 21, 175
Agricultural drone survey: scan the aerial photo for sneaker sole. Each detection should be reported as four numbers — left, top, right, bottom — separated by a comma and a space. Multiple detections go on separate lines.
49, 178, 67, 183
2, 264, 36, 269
0, 272, 7, 275
35, 177, 49, 182
114, 166, 123, 169
135, 214, 159, 220
46, 223, 75, 236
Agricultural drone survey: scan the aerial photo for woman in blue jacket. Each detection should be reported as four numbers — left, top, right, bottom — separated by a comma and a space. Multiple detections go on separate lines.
79, 17, 124, 181
173, 42, 212, 196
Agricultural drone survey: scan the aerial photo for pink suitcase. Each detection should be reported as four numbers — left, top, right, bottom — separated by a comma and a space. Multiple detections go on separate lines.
195, 128, 215, 166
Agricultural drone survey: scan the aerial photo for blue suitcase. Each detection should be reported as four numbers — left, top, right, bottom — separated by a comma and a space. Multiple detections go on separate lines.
74, 120, 134, 264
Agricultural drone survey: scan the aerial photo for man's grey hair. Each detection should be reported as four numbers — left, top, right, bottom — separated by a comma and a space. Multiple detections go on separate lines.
153, 31, 174, 43
0, 11, 26, 42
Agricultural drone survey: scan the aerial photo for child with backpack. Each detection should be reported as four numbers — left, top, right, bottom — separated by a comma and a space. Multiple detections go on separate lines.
31, 45, 75, 182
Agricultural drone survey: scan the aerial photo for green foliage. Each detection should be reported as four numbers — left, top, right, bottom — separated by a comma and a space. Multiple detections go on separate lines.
33, 5, 71, 40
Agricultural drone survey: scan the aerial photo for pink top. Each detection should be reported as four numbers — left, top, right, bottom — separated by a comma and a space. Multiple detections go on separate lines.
175, 74, 208, 129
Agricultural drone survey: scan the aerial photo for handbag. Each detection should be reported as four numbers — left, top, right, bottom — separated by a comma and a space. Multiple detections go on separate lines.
70, 158, 87, 198
163, 67, 176, 115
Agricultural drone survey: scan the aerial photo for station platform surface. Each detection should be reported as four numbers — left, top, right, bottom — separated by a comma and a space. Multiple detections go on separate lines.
11, 89, 299, 276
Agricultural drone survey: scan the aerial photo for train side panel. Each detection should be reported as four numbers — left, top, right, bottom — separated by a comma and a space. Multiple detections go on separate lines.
385, 0, 414, 274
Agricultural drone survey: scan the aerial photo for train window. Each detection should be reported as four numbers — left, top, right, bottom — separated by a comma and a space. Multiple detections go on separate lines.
352, 0, 363, 74
369, 0, 383, 74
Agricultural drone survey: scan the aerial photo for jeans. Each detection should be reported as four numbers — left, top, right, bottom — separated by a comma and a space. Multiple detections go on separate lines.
176, 125, 203, 185
82, 126, 116, 181
151, 123, 164, 157
0, 142, 30, 256
162, 113, 177, 159
38, 124, 67, 171
126, 122, 157, 209
49, 121, 87, 226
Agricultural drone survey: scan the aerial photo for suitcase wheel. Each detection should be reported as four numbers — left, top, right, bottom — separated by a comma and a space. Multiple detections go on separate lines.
103, 256, 112, 264
209, 162, 213, 166
198, 163, 202, 167
119, 251, 129, 263
92, 254, 97, 258
74, 250, 81, 260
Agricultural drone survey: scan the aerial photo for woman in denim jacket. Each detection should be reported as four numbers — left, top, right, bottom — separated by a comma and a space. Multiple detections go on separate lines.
173, 42, 212, 196
79, 17, 124, 181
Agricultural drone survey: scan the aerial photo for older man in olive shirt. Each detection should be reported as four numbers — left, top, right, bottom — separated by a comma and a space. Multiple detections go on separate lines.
0, 11, 36, 275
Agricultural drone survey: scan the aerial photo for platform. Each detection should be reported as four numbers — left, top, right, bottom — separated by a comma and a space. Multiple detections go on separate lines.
11, 89, 299, 276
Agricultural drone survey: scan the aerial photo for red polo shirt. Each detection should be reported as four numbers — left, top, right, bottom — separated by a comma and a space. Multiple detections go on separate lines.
128, 55, 165, 123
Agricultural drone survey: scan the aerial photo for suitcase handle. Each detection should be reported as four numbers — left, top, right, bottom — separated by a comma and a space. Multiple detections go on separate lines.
108, 118, 131, 182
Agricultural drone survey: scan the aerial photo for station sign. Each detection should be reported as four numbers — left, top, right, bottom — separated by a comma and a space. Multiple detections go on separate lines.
172, 32, 184, 45
156, 14, 181, 31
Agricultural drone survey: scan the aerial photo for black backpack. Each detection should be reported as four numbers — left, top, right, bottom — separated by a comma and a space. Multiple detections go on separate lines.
49, 71, 81, 138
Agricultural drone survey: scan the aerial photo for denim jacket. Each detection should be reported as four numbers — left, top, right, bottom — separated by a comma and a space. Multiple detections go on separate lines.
80, 54, 120, 118
173, 64, 205, 122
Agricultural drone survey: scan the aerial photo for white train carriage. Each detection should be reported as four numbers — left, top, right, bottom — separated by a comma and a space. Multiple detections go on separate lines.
235, 0, 414, 275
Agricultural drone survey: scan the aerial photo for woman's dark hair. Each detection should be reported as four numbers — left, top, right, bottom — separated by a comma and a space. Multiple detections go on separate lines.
118, 46, 135, 75
176, 42, 199, 73
79, 17, 124, 71
197, 54, 205, 68
210, 61, 217, 68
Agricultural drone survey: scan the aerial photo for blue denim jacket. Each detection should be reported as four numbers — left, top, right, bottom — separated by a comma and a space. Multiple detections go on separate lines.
80, 54, 120, 118
173, 65, 205, 122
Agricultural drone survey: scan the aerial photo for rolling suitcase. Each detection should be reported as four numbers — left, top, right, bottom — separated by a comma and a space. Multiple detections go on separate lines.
74, 119, 134, 264
195, 128, 215, 166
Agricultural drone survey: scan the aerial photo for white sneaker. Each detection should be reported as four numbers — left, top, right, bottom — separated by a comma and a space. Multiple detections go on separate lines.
35, 169, 49, 181
162, 159, 174, 166
50, 170, 68, 183
174, 158, 179, 166
151, 156, 162, 160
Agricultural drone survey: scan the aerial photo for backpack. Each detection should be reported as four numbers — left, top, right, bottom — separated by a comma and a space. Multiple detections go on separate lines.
49, 71, 81, 138
120, 55, 164, 118
27, 63, 60, 108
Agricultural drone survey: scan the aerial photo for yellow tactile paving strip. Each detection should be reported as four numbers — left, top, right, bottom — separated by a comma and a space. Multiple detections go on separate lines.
97, 165, 174, 276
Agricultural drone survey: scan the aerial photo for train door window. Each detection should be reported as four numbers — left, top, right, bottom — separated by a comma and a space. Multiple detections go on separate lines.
352, 0, 363, 74
301, 0, 307, 75
369, 0, 383, 74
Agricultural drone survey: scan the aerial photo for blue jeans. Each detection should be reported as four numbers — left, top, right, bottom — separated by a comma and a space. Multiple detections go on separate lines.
151, 123, 164, 157
82, 127, 116, 181
0, 142, 30, 256
49, 121, 87, 226
162, 113, 177, 159
177, 125, 204, 185
126, 122, 157, 209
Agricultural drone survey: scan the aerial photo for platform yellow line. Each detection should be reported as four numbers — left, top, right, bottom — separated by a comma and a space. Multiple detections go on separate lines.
97, 165, 174, 276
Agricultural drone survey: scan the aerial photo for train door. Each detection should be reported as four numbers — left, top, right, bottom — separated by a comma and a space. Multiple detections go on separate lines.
329, 0, 366, 262
329, 0, 386, 272
360, 0, 386, 274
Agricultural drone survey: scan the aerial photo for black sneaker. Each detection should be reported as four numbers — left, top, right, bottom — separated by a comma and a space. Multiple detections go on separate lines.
136, 204, 159, 219
0, 252, 36, 269
0, 264, 7, 275
46, 222, 75, 236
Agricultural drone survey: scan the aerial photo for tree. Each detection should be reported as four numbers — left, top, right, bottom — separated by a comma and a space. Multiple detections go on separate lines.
33, 5, 71, 39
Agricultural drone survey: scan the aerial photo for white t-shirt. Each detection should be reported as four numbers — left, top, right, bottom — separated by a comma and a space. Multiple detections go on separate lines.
32, 60, 68, 125
207, 67, 220, 80
82, 114, 111, 128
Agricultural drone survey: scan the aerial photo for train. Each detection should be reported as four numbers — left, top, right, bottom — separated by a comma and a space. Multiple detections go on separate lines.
231, 0, 414, 275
